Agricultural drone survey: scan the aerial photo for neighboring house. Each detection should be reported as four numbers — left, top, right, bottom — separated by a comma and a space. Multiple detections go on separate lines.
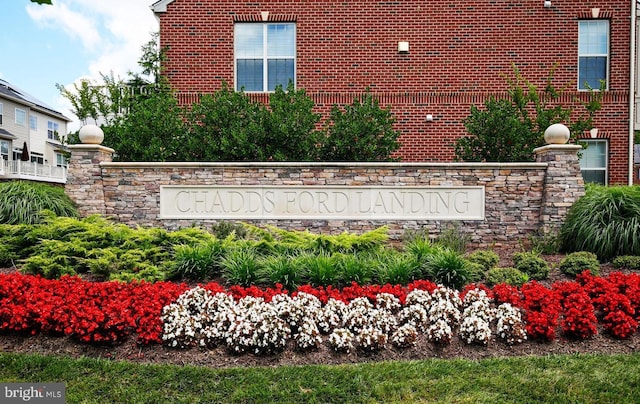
152, 0, 638, 185
0, 79, 70, 183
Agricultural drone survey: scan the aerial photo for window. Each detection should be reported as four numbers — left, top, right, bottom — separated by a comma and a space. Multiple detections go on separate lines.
12, 148, 22, 161
578, 20, 609, 90
15, 108, 26, 126
0, 140, 8, 160
30, 115, 37, 130
0, 103, 3, 125
30, 151, 44, 165
55, 152, 67, 168
234, 23, 296, 92
579, 139, 608, 184
48, 121, 59, 140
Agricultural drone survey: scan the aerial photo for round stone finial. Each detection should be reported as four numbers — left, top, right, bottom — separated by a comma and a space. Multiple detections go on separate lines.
78, 124, 104, 144
543, 123, 570, 145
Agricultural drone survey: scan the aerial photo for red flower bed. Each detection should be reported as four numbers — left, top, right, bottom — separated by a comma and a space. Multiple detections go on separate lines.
1, 271, 638, 346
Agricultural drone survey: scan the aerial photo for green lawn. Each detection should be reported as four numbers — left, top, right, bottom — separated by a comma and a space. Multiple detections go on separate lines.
1, 352, 639, 403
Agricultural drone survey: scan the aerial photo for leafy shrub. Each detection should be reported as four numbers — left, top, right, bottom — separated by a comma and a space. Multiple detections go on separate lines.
436, 223, 470, 253
220, 247, 263, 286
319, 91, 400, 162
373, 252, 420, 285
485, 267, 529, 287
169, 239, 225, 281
513, 251, 550, 280
299, 253, 339, 287
612, 255, 640, 270
424, 249, 481, 289
210, 221, 248, 240
261, 255, 305, 291
560, 185, 640, 261
405, 236, 441, 263
559, 251, 600, 277
466, 250, 500, 271
528, 231, 561, 255
334, 253, 373, 286
454, 65, 602, 162
0, 181, 78, 225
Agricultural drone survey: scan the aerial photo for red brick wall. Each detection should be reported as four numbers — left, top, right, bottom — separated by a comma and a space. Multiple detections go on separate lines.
157, 0, 633, 184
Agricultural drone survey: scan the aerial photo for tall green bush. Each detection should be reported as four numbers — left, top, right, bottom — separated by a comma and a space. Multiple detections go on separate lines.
455, 65, 602, 162
320, 91, 401, 161
0, 181, 78, 225
560, 185, 640, 260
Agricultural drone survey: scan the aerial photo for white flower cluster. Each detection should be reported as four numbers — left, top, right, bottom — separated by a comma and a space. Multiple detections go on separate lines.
496, 303, 527, 345
161, 285, 528, 354
459, 289, 494, 345
328, 328, 354, 353
425, 287, 462, 344
161, 287, 234, 348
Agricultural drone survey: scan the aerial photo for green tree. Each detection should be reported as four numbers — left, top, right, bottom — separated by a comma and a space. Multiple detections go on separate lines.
187, 83, 269, 161
320, 91, 401, 161
105, 86, 187, 162
454, 65, 603, 162
265, 82, 321, 161
30, 0, 52, 4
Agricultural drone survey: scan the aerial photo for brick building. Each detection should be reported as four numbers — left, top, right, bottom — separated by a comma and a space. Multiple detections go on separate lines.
152, 0, 637, 185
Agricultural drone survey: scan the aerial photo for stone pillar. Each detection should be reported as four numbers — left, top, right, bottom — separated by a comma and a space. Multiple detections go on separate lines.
65, 125, 114, 217
534, 126, 585, 234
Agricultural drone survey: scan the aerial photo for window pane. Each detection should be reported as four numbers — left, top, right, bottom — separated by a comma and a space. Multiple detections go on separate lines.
580, 141, 606, 168
15, 109, 25, 125
578, 57, 606, 90
30, 115, 37, 130
268, 59, 294, 90
0, 140, 8, 154
237, 59, 264, 91
235, 24, 263, 58
581, 170, 606, 185
267, 24, 295, 57
579, 21, 608, 54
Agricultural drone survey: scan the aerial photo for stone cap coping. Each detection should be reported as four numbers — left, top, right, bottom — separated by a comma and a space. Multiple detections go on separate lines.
68, 144, 116, 153
533, 144, 582, 154
100, 161, 549, 169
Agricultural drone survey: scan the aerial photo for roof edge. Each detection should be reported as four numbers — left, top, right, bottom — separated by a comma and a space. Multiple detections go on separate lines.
151, 0, 174, 13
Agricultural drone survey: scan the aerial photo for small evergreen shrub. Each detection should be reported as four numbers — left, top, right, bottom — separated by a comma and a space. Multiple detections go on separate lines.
612, 255, 640, 270
299, 253, 339, 287
169, 239, 225, 281
210, 221, 247, 240
485, 267, 529, 287
424, 249, 481, 290
373, 252, 420, 285
334, 253, 373, 286
0, 181, 78, 225
261, 254, 305, 291
513, 251, 550, 280
559, 251, 600, 277
220, 247, 263, 287
466, 250, 500, 271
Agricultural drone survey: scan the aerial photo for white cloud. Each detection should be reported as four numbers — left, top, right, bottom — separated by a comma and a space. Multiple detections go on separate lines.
29, 0, 159, 130
26, 2, 102, 50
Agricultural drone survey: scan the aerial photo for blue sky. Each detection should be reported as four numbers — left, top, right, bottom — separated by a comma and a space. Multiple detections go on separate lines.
0, 0, 159, 131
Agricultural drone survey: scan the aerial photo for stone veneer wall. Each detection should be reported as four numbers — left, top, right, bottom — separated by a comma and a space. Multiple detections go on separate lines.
65, 144, 584, 248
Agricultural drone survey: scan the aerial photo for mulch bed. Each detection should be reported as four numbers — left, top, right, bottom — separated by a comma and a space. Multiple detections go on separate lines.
1, 250, 639, 369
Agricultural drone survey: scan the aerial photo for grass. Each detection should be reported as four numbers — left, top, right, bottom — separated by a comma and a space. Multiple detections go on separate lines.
1, 352, 639, 403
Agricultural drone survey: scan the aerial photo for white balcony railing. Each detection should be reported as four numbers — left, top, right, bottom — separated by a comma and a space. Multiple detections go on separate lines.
1, 160, 67, 184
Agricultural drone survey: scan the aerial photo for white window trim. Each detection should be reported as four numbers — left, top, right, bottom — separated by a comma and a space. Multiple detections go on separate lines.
47, 120, 59, 140
234, 22, 297, 93
15, 108, 26, 126
579, 139, 608, 185
577, 20, 610, 91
